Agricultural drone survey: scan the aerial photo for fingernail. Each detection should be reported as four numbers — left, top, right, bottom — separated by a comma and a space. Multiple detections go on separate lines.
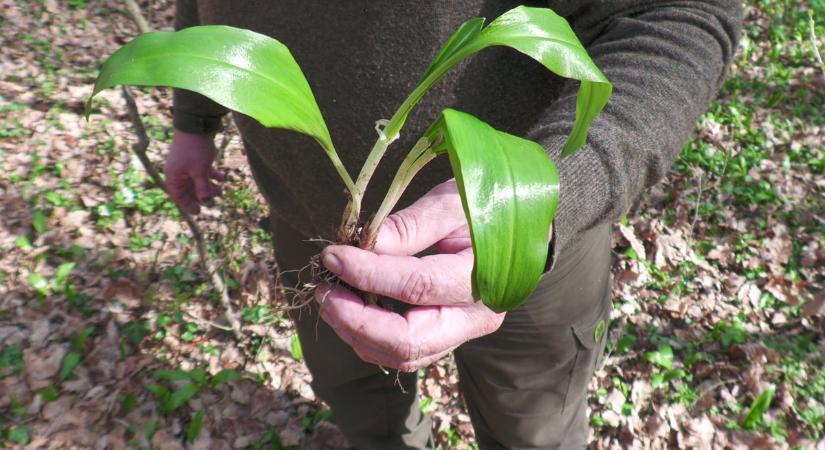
322, 252, 342, 274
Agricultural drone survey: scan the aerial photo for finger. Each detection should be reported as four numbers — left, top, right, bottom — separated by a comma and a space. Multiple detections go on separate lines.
166, 175, 200, 215
395, 348, 454, 373
317, 285, 503, 370
315, 285, 413, 366
435, 226, 472, 254
193, 174, 216, 205
405, 301, 504, 345
322, 245, 474, 305
374, 180, 467, 256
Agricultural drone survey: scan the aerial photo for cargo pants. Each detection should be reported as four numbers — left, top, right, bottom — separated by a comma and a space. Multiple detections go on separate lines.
270, 217, 612, 450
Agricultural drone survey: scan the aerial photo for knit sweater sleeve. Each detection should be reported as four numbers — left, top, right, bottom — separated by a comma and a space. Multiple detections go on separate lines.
171, 0, 228, 134
534, 0, 742, 269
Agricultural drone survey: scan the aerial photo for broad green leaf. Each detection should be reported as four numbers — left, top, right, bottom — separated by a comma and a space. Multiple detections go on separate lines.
38, 385, 58, 402
15, 235, 32, 251
146, 383, 171, 400
59, 351, 82, 382
119, 392, 138, 415
390, 6, 611, 157
28, 273, 49, 296
32, 209, 47, 235
187, 410, 206, 442
8, 425, 30, 445
420, 18, 485, 81
53, 262, 76, 289
290, 334, 303, 361
70, 325, 96, 352
644, 344, 674, 370
427, 109, 558, 311
210, 368, 241, 386
743, 386, 775, 430
163, 383, 199, 414
189, 367, 207, 386
153, 368, 192, 382
88, 26, 354, 192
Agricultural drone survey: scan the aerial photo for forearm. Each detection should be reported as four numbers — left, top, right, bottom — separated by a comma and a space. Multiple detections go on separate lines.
172, 0, 228, 134
535, 0, 742, 265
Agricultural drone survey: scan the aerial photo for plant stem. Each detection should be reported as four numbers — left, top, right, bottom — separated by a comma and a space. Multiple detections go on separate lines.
360, 136, 439, 248
320, 139, 357, 196
342, 54, 466, 238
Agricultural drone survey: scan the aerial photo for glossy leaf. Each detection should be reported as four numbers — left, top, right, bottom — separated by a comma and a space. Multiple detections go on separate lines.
88, 25, 354, 191
428, 109, 558, 311
390, 6, 611, 157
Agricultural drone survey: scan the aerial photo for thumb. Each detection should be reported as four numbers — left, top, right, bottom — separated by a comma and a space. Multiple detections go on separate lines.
192, 172, 216, 204
374, 179, 467, 256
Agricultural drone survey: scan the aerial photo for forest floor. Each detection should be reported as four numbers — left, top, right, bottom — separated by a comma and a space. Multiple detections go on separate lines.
1, 0, 823, 449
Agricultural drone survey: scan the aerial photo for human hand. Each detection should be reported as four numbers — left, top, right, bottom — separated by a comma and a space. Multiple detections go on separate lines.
315, 180, 507, 372
164, 130, 224, 214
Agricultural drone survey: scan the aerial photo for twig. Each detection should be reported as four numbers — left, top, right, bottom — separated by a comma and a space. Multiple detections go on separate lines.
809, 11, 825, 75
123, 0, 150, 34
690, 168, 703, 234
184, 311, 234, 331
118, 1, 242, 338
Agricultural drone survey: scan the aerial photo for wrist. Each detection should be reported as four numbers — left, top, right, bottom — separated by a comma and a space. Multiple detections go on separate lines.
172, 129, 216, 146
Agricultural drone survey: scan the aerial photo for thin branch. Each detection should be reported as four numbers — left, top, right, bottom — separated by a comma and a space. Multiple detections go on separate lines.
118, 1, 242, 338
123, 0, 150, 34
809, 11, 825, 75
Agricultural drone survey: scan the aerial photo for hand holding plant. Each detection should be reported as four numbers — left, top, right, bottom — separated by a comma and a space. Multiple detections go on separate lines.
317, 180, 507, 371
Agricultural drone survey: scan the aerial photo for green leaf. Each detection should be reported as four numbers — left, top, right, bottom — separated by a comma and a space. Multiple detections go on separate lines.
392, 6, 611, 156
8, 425, 30, 444
14, 235, 32, 251
1, 344, 25, 375
146, 383, 170, 400
119, 392, 138, 415
187, 410, 206, 442
644, 344, 674, 370
427, 109, 558, 311
27, 273, 49, 296
70, 325, 96, 352
38, 385, 58, 402
59, 351, 82, 382
188, 367, 207, 386
153, 368, 192, 382
163, 383, 200, 415
210, 368, 241, 386
88, 25, 354, 192
290, 334, 303, 362
743, 386, 775, 430
31, 209, 47, 235
53, 262, 76, 289
420, 18, 485, 81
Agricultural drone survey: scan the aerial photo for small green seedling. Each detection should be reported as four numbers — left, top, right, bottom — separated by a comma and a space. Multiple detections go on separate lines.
87, 6, 612, 311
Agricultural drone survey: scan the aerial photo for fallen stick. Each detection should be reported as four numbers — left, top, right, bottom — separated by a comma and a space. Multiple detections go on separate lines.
120, 0, 242, 338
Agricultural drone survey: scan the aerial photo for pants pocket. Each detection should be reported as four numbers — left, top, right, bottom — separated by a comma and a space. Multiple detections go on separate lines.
562, 292, 612, 412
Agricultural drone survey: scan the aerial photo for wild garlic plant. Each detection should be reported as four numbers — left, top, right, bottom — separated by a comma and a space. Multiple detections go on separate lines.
88, 6, 612, 311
